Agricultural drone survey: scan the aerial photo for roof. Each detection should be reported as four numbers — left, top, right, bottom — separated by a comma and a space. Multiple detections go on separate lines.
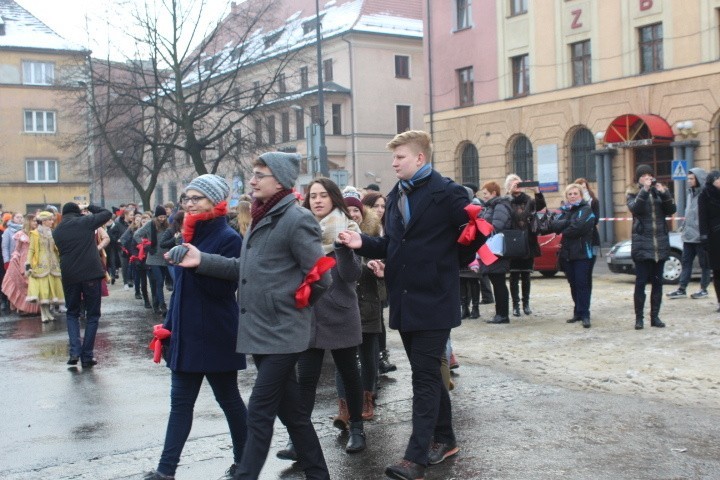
0, 0, 86, 53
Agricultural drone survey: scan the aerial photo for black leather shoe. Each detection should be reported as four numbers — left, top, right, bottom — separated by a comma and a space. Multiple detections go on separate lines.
523, 304, 532, 315
512, 305, 521, 317
276, 440, 297, 461
219, 463, 238, 480
460, 305, 470, 319
428, 441, 459, 465
650, 318, 665, 328
468, 306, 480, 319
385, 459, 425, 480
346, 421, 366, 453
81, 358, 97, 368
635, 319, 644, 330
581, 317, 591, 328
486, 315, 509, 324
135, 292, 142, 300
566, 317, 580, 323
143, 471, 174, 480
67, 356, 79, 365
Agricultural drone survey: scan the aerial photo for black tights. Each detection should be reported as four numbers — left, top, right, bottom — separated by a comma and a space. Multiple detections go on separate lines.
509, 271, 531, 306
713, 269, 720, 303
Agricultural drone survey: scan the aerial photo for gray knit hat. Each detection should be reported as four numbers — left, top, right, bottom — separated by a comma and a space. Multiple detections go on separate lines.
185, 174, 229, 204
259, 152, 300, 189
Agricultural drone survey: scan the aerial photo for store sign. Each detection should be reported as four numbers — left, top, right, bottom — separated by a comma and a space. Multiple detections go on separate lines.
605, 138, 653, 149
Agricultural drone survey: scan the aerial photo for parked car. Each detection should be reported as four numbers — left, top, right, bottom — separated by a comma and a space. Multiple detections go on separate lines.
606, 231, 701, 284
534, 232, 562, 277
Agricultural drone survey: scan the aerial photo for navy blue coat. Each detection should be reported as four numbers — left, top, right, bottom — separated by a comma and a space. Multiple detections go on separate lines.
358, 170, 470, 332
163, 216, 245, 373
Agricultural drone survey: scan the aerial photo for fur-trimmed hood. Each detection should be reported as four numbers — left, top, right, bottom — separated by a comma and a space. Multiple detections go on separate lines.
358, 207, 382, 237
626, 183, 640, 196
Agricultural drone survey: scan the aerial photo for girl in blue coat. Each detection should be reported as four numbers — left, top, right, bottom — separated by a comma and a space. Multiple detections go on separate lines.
146, 174, 247, 480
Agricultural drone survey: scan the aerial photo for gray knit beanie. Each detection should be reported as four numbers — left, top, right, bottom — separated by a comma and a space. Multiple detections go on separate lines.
259, 152, 300, 189
185, 174, 230, 204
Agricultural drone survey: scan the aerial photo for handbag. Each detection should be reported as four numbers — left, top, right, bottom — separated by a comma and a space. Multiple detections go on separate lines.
486, 233, 505, 256
532, 211, 553, 235
503, 229, 530, 258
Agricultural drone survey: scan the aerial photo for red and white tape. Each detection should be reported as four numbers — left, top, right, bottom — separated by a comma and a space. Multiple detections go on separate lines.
598, 217, 684, 221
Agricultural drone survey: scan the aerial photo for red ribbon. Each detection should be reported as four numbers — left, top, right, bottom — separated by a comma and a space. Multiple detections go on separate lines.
148, 324, 171, 363
458, 204, 494, 245
295, 257, 336, 308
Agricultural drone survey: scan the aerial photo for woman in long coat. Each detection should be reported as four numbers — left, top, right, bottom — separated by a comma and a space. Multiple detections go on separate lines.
146, 175, 247, 480
698, 170, 720, 312
1, 214, 39, 315
26, 211, 64, 322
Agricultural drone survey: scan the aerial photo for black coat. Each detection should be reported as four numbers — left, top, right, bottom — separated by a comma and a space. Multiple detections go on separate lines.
626, 185, 676, 263
509, 191, 546, 259
358, 170, 470, 332
479, 195, 513, 274
698, 183, 720, 269
52, 205, 112, 284
550, 202, 595, 261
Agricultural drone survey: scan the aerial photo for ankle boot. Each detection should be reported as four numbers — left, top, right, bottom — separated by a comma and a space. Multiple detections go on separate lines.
362, 391, 375, 420
276, 440, 297, 461
378, 350, 397, 373
635, 318, 644, 330
512, 303, 521, 317
345, 421, 366, 453
522, 301, 532, 315
333, 398, 350, 430
469, 305, 480, 319
460, 302, 470, 319
650, 316, 666, 328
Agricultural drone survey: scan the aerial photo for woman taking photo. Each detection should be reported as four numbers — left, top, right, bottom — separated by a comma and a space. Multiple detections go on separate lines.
549, 184, 596, 328
146, 174, 247, 480
278, 177, 366, 459
478, 182, 514, 324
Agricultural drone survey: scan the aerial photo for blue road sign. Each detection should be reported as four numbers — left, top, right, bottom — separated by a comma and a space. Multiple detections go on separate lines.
671, 160, 688, 180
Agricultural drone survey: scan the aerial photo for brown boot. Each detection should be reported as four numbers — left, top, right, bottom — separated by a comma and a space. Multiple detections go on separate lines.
332, 398, 350, 431
362, 391, 375, 420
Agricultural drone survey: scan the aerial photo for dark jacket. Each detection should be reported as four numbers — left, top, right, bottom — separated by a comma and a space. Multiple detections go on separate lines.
358, 169, 470, 332
550, 202, 595, 261
698, 181, 720, 269
626, 184, 677, 263
110, 217, 129, 255
52, 205, 112, 284
356, 211, 384, 334
163, 215, 245, 373
479, 195, 513, 274
159, 225, 182, 250
509, 191, 546, 259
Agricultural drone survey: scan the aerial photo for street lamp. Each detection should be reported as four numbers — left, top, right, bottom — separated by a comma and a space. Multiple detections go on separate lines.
314, 0, 329, 177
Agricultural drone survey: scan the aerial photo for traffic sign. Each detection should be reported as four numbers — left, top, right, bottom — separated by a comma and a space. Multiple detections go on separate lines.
671, 160, 688, 180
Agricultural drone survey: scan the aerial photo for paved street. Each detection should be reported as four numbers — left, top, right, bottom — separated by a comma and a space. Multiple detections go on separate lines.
1, 267, 719, 480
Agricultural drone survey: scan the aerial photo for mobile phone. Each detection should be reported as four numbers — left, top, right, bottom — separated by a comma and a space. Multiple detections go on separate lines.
517, 181, 539, 188
650, 178, 658, 186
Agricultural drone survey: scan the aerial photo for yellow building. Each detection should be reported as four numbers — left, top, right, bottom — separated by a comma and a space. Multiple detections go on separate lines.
0, 0, 89, 214
425, 0, 720, 242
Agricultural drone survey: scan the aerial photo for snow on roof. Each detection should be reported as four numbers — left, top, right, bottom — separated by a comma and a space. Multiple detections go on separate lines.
180, 0, 421, 88
0, 0, 86, 52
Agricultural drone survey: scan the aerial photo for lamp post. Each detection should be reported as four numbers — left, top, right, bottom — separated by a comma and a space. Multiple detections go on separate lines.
314, 0, 329, 177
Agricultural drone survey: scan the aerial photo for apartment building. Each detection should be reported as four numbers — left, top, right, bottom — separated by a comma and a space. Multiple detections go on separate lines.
425, 0, 720, 241
0, 0, 89, 213
154, 0, 424, 205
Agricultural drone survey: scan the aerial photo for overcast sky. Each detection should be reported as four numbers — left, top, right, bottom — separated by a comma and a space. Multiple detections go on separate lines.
14, 0, 233, 60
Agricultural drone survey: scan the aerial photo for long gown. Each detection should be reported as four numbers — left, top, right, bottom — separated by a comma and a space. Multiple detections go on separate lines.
25, 226, 64, 305
0, 230, 40, 314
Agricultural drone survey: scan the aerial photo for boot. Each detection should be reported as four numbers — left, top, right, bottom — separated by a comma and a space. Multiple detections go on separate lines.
650, 317, 666, 328
469, 305, 480, 319
635, 318, 644, 330
650, 287, 665, 328
522, 301, 532, 315
581, 317, 591, 328
512, 303, 521, 317
378, 350, 397, 374
362, 391, 375, 421
460, 302, 470, 319
160, 303, 168, 315
345, 421, 366, 453
276, 440, 297, 461
333, 398, 350, 430
144, 299, 152, 309
634, 292, 645, 330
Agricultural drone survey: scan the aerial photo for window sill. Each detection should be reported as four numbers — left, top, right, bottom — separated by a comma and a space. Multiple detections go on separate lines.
452, 26, 473, 34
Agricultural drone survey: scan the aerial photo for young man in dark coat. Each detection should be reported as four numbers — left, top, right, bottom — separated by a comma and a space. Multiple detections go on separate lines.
52, 202, 112, 367
339, 130, 474, 480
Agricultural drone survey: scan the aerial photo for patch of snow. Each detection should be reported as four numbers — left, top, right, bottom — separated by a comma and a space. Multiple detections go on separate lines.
0, 0, 86, 52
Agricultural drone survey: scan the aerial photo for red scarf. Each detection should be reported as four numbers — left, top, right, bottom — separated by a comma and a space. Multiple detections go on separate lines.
250, 189, 293, 230
182, 201, 228, 243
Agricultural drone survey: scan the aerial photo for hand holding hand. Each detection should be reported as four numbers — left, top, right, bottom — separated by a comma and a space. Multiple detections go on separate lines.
336, 230, 362, 249
165, 244, 199, 267
367, 260, 385, 278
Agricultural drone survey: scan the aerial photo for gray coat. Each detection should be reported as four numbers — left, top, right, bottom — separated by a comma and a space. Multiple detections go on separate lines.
682, 167, 707, 244
310, 246, 362, 350
134, 221, 169, 266
195, 194, 331, 355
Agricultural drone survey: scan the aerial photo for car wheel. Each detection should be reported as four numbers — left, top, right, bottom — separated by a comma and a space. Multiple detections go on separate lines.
539, 270, 558, 278
663, 252, 682, 284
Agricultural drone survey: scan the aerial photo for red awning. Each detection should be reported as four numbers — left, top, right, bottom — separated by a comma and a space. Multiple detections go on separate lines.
604, 114, 674, 145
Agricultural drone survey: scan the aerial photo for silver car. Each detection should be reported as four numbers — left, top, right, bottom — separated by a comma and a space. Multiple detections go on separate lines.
606, 232, 701, 284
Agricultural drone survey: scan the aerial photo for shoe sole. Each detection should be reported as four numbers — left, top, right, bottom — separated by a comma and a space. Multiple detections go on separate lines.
428, 446, 460, 465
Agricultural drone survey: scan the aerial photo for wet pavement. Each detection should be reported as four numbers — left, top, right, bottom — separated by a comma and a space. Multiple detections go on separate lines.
1, 279, 719, 480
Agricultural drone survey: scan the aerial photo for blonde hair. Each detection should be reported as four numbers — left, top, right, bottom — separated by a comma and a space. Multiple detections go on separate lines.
386, 130, 433, 160
504, 174, 522, 194
565, 183, 583, 198
236, 201, 251, 236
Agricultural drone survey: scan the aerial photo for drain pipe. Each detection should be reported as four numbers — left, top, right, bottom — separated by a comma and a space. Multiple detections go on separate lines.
426, 0, 435, 166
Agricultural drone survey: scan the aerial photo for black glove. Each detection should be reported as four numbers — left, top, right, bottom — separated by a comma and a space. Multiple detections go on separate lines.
167, 245, 189, 264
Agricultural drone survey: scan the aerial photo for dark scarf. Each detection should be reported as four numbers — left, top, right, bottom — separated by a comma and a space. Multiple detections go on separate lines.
182, 201, 228, 243
397, 163, 432, 224
250, 189, 293, 230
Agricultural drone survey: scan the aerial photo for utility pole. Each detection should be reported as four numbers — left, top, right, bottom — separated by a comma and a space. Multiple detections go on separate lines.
314, 0, 329, 177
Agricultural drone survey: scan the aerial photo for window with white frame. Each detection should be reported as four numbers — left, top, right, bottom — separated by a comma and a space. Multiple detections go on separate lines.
26, 159, 58, 183
22, 61, 54, 85
456, 0, 472, 30
24, 110, 56, 133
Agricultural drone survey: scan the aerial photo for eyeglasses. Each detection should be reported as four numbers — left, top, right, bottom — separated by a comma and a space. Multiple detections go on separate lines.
183, 195, 207, 205
251, 171, 274, 180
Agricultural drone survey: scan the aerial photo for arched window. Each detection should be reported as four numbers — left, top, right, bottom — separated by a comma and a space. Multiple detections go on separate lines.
460, 143, 479, 187
511, 135, 533, 180
570, 128, 596, 181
